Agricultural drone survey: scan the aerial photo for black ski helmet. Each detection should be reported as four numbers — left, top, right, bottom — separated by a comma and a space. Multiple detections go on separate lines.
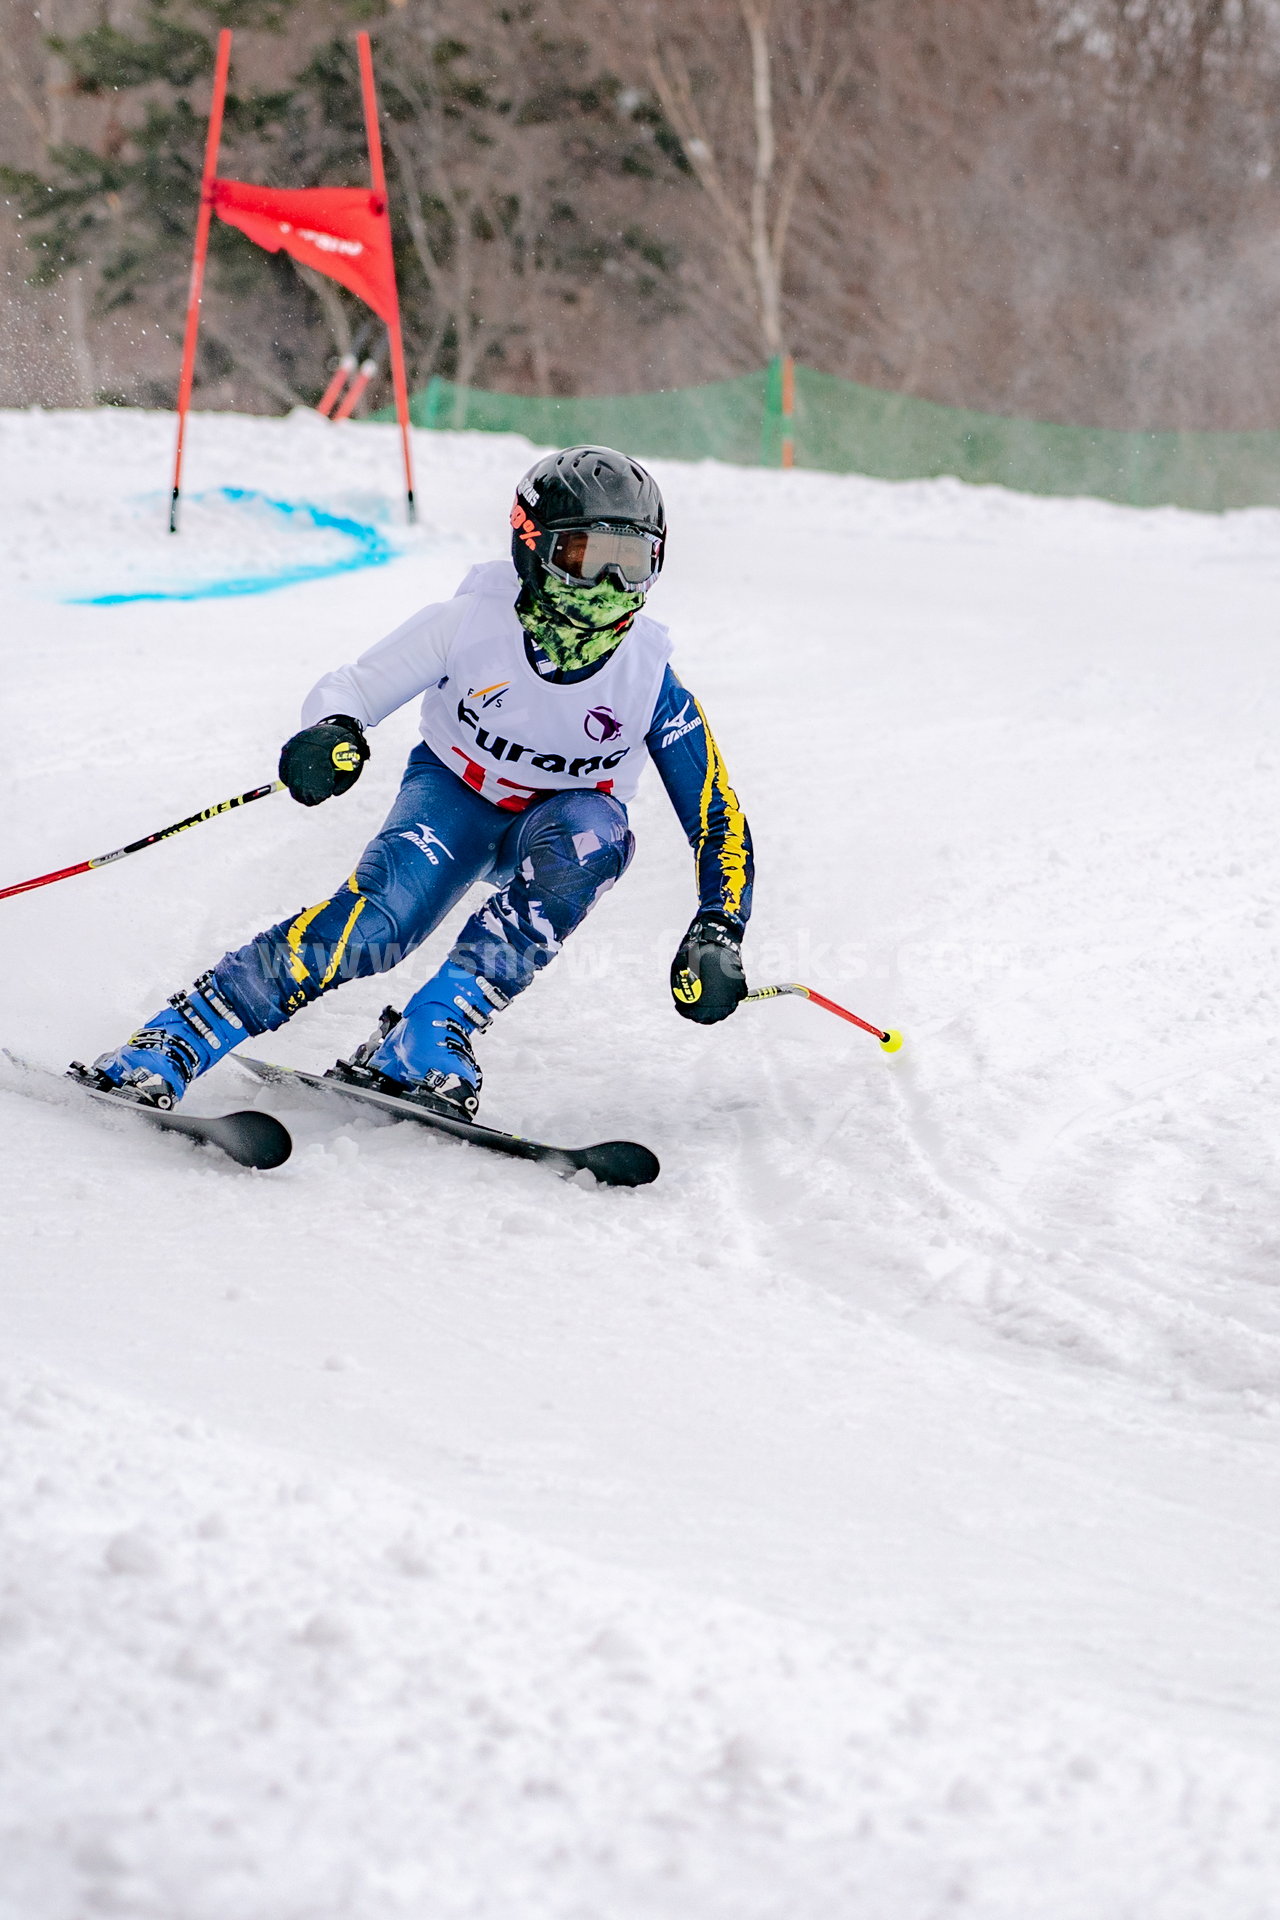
510, 445, 666, 592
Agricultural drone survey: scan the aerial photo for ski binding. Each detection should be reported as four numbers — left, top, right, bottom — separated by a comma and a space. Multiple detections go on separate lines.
4, 1052, 292, 1171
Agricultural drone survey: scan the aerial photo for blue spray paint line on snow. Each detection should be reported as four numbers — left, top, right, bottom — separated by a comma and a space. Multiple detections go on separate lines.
67, 488, 395, 606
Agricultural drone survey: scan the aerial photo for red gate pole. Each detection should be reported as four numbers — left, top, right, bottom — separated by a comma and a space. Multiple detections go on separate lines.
357, 29, 416, 524
316, 352, 357, 418
333, 354, 380, 421
169, 27, 232, 533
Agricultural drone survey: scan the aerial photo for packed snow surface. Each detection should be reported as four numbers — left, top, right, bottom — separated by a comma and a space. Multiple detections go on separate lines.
3, 407, 1280, 1918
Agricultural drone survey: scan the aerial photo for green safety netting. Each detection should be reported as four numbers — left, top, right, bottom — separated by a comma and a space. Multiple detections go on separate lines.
379, 361, 1280, 511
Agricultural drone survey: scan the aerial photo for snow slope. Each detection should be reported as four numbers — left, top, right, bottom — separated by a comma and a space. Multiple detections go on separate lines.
3, 406, 1280, 1918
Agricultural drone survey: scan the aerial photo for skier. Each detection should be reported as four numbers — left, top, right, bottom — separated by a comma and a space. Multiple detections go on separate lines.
78, 446, 754, 1121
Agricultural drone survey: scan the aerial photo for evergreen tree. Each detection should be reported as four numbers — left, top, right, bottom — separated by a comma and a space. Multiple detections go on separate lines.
3, 0, 688, 411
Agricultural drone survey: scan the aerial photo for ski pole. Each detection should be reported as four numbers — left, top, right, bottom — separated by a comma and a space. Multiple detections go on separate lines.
746, 982, 904, 1053
0, 780, 285, 903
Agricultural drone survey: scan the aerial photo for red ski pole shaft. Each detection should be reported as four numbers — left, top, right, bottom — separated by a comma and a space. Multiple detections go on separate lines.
0, 780, 284, 903
745, 982, 903, 1052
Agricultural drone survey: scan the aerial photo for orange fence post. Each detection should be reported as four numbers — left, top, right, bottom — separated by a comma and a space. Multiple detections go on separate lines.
780, 352, 795, 469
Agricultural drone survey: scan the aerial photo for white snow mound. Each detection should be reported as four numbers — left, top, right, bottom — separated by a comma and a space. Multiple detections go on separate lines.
2, 406, 1280, 1919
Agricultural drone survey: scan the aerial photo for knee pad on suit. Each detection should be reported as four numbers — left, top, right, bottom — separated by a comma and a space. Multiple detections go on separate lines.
514, 789, 634, 894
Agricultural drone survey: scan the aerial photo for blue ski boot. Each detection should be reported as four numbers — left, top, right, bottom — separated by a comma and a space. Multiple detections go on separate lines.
331, 963, 504, 1121
73, 972, 248, 1109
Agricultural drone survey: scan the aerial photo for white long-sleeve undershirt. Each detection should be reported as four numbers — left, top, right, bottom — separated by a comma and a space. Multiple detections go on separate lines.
299, 596, 472, 731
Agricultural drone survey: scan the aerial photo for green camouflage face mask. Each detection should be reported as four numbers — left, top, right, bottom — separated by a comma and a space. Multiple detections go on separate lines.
518, 573, 646, 673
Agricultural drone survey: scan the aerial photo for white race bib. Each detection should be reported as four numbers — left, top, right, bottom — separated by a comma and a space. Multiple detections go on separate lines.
417, 562, 672, 810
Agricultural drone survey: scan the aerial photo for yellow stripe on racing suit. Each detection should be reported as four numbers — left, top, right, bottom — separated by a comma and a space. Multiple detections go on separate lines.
646, 668, 753, 929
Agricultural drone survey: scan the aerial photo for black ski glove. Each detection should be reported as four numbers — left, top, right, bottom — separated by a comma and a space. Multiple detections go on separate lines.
278, 714, 369, 807
670, 912, 747, 1024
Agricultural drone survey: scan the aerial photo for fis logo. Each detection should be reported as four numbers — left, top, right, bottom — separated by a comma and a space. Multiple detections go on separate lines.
399, 822, 455, 867
468, 682, 509, 711
583, 706, 623, 743
659, 699, 703, 751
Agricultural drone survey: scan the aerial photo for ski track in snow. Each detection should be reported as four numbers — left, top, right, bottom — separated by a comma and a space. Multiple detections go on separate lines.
3, 406, 1280, 1917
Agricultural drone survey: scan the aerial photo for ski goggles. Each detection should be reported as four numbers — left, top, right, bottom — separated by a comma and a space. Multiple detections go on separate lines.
541, 523, 663, 588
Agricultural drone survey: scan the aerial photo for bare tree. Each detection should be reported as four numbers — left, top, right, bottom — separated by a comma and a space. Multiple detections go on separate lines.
1, 0, 99, 400
367, 0, 689, 401
641, 0, 848, 361
12, 0, 1280, 432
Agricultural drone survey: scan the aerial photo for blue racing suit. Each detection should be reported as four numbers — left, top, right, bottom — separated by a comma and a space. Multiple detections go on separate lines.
212, 666, 753, 1036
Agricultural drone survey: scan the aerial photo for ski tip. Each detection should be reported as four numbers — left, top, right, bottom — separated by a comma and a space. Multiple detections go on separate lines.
579, 1140, 660, 1188
212, 1110, 293, 1171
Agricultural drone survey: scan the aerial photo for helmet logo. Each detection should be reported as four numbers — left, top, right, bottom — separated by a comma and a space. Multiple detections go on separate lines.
509, 500, 538, 550
584, 706, 623, 742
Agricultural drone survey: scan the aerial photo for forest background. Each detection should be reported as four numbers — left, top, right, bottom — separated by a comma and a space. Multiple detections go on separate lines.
2, 0, 1280, 433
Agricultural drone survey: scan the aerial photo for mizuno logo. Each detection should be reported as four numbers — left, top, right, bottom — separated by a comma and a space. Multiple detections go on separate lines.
399, 822, 455, 866
659, 701, 703, 750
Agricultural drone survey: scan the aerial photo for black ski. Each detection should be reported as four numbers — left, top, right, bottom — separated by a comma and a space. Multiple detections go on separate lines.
236, 1056, 659, 1188
4, 1053, 292, 1171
